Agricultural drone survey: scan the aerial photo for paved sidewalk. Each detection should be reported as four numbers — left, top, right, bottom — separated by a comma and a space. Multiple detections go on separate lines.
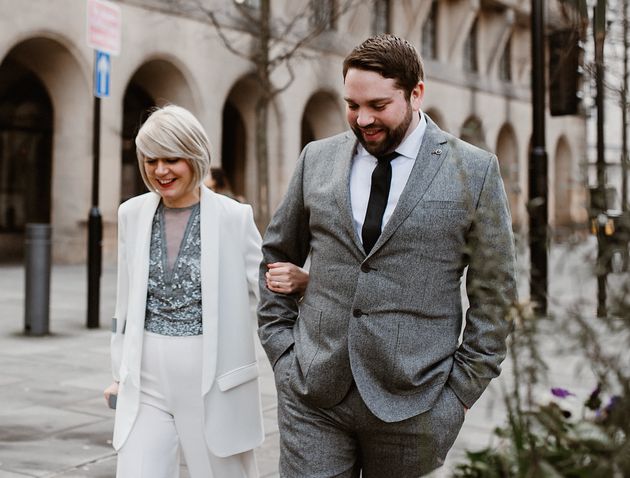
0, 238, 612, 477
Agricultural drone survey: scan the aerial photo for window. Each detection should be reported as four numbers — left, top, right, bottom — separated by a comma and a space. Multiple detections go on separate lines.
372, 0, 390, 35
463, 18, 478, 73
421, 0, 438, 59
310, 0, 336, 30
499, 38, 512, 82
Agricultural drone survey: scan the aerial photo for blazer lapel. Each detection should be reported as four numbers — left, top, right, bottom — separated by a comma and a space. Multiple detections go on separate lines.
125, 192, 160, 386
332, 132, 365, 252
367, 117, 449, 258
200, 186, 220, 395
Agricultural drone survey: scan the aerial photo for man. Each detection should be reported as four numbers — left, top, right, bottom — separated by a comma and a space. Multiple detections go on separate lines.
258, 34, 516, 477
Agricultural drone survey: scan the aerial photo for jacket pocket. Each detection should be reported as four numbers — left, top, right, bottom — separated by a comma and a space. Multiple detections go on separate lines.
216, 362, 259, 392
295, 302, 322, 378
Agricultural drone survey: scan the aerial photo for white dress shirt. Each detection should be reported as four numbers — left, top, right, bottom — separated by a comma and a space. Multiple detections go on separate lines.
350, 112, 427, 243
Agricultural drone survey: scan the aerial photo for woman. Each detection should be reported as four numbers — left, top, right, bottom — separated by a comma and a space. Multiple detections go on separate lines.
103, 105, 263, 478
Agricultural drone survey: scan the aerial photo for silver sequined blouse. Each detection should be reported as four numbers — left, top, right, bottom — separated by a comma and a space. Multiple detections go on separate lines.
144, 202, 203, 336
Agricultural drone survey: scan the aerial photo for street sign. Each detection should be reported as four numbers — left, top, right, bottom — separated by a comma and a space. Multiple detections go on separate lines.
87, 0, 121, 56
94, 51, 110, 98
86, 0, 120, 329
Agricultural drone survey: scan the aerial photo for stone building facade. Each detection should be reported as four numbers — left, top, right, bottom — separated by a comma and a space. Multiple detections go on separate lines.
0, 0, 587, 263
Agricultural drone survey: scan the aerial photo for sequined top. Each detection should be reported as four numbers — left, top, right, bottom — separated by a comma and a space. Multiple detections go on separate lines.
144, 202, 203, 336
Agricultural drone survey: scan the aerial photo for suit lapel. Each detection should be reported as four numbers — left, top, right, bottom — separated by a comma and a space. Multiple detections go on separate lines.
367, 117, 449, 257
332, 132, 365, 252
200, 186, 220, 395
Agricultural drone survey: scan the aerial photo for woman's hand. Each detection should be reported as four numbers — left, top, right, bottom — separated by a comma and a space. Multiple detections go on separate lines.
104, 382, 119, 407
266, 262, 309, 295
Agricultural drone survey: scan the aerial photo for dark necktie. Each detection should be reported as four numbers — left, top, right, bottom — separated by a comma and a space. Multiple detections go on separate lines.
361, 152, 398, 255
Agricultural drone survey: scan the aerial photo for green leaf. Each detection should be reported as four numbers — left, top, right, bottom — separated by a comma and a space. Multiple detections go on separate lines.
537, 460, 565, 478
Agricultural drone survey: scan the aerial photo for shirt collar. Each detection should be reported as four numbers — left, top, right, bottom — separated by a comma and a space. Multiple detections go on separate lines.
356, 111, 427, 161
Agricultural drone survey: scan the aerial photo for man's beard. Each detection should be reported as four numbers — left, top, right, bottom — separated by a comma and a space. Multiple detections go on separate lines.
351, 104, 413, 157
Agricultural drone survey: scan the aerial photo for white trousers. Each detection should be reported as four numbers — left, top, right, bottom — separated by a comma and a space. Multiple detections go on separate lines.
116, 332, 258, 478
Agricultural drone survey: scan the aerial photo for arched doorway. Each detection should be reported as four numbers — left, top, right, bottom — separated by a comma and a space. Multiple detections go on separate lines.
221, 100, 247, 198
0, 58, 53, 261
121, 83, 154, 202
0, 36, 91, 263
300, 91, 345, 149
496, 123, 521, 228
221, 75, 260, 206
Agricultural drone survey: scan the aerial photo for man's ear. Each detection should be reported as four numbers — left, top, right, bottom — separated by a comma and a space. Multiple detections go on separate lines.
410, 82, 425, 111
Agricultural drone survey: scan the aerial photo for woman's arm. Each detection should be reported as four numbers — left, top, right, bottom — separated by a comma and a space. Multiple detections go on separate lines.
242, 205, 263, 303
104, 204, 129, 407
265, 262, 309, 295
110, 205, 129, 382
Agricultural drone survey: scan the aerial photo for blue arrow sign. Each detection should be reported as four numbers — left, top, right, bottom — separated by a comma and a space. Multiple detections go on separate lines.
94, 50, 110, 98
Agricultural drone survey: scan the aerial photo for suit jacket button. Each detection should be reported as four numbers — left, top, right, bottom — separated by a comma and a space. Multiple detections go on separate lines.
361, 264, 371, 273
352, 308, 362, 318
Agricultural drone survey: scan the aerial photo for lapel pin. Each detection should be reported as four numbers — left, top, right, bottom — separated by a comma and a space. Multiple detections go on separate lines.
431, 149, 442, 155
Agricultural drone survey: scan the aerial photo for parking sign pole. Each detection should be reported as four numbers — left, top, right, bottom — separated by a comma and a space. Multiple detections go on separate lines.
87, 49, 102, 329
86, 0, 120, 329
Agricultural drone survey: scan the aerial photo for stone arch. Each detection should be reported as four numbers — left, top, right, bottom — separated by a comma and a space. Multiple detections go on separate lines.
460, 115, 488, 150
120, 58, 197, 202
300, 90, 345, 148
126, 57, 197, 111
496, 123, 521, 227
0, 35, 90, 262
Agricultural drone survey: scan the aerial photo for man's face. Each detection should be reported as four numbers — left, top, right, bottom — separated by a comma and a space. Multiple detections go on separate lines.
344, 68, 424, 157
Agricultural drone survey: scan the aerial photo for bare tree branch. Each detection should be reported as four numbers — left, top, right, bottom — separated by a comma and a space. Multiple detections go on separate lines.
269, 2, 313, 48
267, 0, 362, 73
270, 58, 296, 97
194, 2, 251, 61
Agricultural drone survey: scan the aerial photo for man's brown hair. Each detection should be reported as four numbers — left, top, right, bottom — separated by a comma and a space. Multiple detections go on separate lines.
343, 34, 424, 99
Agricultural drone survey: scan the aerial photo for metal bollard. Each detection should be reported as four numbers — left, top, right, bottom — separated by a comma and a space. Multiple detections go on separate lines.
24, 223, 52, 336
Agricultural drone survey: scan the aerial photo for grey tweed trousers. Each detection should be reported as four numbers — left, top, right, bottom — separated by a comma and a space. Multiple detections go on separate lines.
274, 349, 466, 478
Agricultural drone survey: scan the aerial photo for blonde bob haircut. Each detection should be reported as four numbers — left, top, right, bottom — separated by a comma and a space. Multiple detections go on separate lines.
135, 105, 211, 193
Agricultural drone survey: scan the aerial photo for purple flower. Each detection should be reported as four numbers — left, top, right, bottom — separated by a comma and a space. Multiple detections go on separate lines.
551, 388, 575, 399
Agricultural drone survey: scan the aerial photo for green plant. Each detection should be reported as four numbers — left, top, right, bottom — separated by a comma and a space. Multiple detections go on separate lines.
454, 386, 628, 477
454, 272, 630, 478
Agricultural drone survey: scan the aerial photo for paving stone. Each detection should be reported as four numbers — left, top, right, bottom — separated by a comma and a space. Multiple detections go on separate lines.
0, 405, 103, 442
0, 469, 36, 477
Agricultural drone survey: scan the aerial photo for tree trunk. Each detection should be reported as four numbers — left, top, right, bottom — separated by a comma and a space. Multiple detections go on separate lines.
255, 0, 271, 228
255, 97, 270, 227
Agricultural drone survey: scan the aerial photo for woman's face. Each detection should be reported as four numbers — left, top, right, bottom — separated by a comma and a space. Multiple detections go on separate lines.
144, 157, 199, 208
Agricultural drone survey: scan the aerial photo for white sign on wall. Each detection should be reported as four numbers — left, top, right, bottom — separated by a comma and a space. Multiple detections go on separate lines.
86, 0, 121, 56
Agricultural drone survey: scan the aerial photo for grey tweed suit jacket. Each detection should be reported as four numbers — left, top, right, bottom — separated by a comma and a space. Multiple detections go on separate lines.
258, 116, 517, 423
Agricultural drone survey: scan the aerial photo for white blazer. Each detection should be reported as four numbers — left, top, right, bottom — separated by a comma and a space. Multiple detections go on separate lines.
110, 185, 264, 456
